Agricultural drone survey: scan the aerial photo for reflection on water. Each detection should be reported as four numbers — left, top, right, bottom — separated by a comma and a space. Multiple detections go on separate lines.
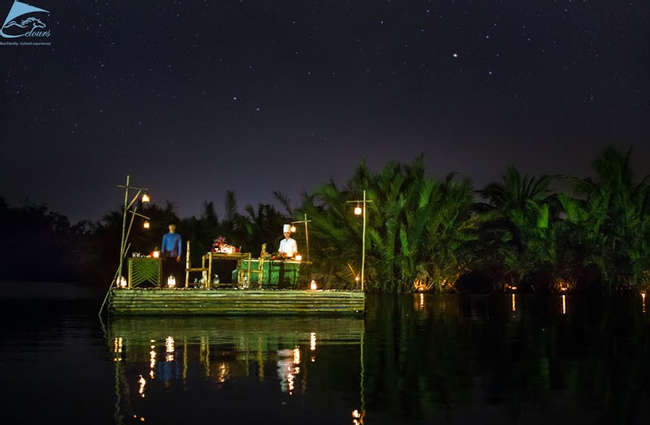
106, 294, 650, 425
107, 316, 366, 424
3, 281, 650, 425
363, 293, 650, 425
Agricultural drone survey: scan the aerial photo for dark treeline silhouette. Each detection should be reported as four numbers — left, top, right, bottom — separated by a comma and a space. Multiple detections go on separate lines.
2, 145, 648, 294
0, 190, 290, 289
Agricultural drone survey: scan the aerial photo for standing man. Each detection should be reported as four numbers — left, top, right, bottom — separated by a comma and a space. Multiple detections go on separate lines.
161, 223, 182, 287
278, 224, 298, 258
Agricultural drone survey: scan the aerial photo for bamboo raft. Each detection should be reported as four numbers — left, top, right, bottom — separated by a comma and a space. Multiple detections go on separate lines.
108, 288, 365, 316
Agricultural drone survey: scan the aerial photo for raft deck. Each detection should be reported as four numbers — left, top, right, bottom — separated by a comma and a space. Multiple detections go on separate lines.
108, 288, 365, 316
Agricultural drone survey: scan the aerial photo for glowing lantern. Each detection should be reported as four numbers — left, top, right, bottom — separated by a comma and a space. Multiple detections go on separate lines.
117, 276, 127, 288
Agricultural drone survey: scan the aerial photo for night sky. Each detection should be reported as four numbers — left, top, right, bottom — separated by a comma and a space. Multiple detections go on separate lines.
1, 1, 649, 224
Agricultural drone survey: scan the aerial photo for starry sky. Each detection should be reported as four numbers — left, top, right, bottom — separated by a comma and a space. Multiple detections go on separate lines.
1, 0, 649, 224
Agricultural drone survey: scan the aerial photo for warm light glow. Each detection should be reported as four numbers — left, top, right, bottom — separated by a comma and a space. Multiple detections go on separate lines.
354, 205, 362, 215
117, 276, 127, 288
277, 348, 301, 394
287, 370, 295, 394
167, 276, 176, 288
143, 220, 150, 229
295, 254, 302, 261
217, 362, 229, 383
562, 294, 567, 315
138, 375, 146, 398
290, 225, 297, 233
113, 337, 123, 362
149, 343, 157, 377
141, 193, 150, 203
642, 291, 646, 315
310, 332, 317, 351
310, 280, 317, 290
114, 337, 123, 353
511, 293, 516, 312
152, 250, 160, 258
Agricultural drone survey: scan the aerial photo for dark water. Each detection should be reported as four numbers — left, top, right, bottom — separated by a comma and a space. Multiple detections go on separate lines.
2, 282, 650, 425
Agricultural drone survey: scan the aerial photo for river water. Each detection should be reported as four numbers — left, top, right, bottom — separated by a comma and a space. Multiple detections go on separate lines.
1, 281, 650, 425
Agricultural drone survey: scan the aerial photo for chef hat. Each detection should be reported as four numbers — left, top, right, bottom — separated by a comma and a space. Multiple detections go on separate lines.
283, 224, 291, 233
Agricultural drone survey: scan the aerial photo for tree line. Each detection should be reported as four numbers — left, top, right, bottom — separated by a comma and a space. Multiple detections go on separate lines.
1, 145, 648, 294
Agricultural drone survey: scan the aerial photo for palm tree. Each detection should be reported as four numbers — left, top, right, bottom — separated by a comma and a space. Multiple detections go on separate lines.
299, 181, 364, 289
561, 146, 650, 293
239, 203, 287, 255
402, 174, 481, 292
301, 156, 480, 293
477, 166, 557, 291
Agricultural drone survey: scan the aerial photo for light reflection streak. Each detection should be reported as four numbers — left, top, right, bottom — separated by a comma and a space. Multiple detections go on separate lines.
138, 375, 146, 398
352, 409, 364, 425
165, 336, 175, 362
200, 336, 210, 378
108, 318, 365, 424
113, 337, 123, 362
217, 362, 229, 383
511, 293, 516, 312
562, 294, 567, 315
310, 332, 317, 351
642, 292, 646, 315
277, 347, 302, 394
149, 340, 156, 379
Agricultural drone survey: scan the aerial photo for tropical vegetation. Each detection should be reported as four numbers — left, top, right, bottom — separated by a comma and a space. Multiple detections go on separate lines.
1, 145, 649, 295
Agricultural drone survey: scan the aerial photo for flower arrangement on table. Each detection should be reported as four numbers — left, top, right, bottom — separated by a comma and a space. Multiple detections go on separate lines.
211, 236, 238, 253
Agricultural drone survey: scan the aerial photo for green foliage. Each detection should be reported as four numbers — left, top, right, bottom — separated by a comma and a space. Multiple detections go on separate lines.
3, 145, 649, 294
298, 157, 481, 293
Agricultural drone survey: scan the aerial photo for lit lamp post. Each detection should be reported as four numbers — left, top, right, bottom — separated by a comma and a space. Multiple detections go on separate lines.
116, 175, 151, 287
347, 190, 372, 292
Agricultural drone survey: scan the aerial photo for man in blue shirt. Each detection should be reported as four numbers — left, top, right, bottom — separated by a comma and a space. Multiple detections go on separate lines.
161, 223, 182, 287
